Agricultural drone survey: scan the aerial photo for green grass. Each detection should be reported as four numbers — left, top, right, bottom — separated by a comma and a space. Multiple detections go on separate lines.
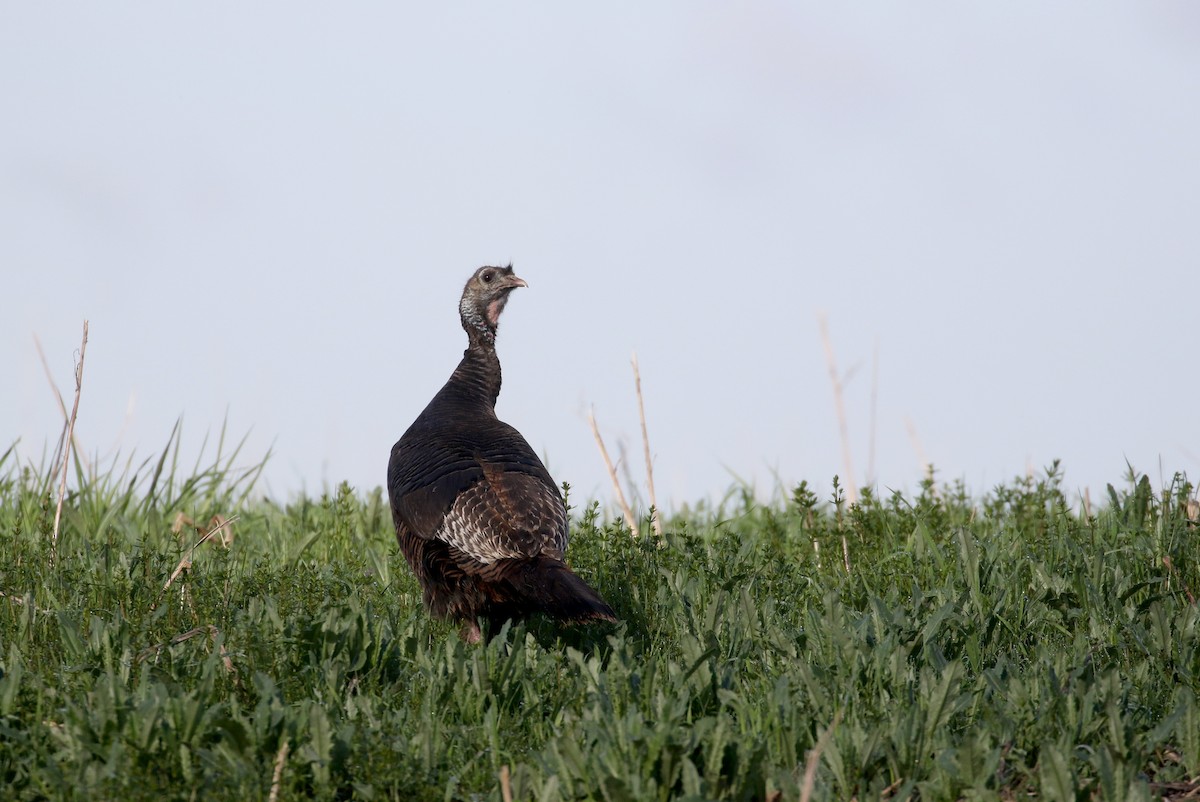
1, 435, 1198, 801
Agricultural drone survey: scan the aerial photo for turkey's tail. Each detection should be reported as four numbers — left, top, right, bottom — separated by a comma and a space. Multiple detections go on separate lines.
495, 556, 618, 624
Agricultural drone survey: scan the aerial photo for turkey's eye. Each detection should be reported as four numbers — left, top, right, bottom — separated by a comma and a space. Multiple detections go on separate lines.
481, 271, 494, 283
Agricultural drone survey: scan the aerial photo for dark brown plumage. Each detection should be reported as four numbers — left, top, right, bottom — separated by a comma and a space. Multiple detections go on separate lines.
387, 265, 617, 642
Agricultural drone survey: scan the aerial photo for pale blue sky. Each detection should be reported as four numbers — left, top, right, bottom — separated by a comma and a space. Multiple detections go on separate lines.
3, 4, 1198, 509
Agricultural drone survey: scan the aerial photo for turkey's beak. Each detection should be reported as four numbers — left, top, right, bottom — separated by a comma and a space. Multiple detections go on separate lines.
508, 275, 528, 289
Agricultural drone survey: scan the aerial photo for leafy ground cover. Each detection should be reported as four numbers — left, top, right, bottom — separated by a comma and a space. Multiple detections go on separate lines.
1, 436, 1197, 800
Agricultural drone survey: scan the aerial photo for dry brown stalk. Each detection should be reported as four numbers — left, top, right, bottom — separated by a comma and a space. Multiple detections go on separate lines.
631, 353, 662, 537
212, 628, 239, 678
269, 737, 290, 802
190, 514, 237, 551
817, 314, 857, 505
1, 590, 50, 614
208, 514, 234, 547
799, 709, 842, 802
33, 334, 72, 480
136, 625, 210, 662
904, 415, 928, 469
171, 512, 192, 535
52, 321, 89, 553
136, 625, 239, 680
173, 512, 235, 548
163, 558, 192, 593
588, 408, 639, 537
1163, 556, 1197, 605
158, 516, 239, 601
867, 337, 879, 489
904, 415, 937, 498
499, 765, 513, 802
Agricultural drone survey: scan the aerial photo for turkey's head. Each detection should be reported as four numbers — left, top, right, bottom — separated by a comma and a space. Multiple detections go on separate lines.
460, 264, 527, 342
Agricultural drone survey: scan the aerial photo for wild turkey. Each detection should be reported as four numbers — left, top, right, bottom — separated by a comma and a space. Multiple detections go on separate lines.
387, 265, 617, 642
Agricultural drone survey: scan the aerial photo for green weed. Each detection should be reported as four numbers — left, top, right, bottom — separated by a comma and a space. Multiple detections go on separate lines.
1, 440, 1197, 800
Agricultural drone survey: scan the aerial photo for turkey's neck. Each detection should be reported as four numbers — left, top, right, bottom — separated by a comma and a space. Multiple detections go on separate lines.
448, 333, 502, 409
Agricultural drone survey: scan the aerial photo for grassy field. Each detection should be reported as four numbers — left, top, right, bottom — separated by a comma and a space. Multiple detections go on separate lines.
1, 434, 1198, 801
